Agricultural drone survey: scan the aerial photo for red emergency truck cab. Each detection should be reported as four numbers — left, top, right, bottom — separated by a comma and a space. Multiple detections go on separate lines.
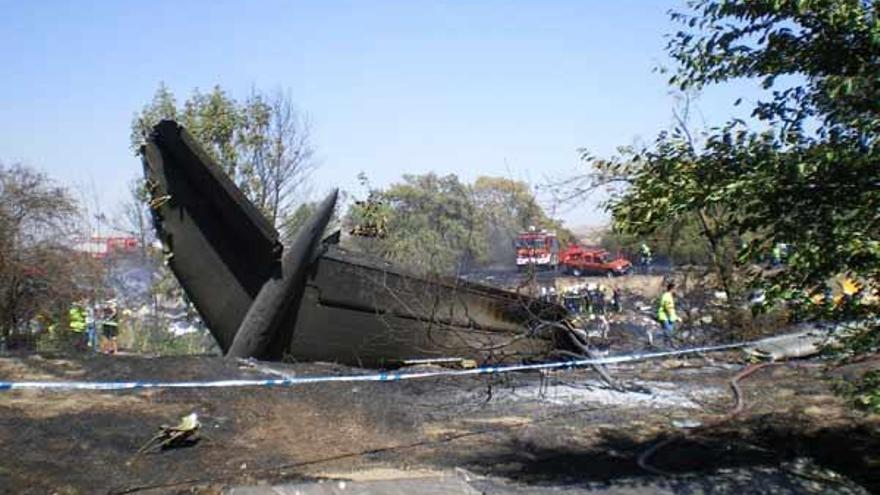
515, 229, 559, 271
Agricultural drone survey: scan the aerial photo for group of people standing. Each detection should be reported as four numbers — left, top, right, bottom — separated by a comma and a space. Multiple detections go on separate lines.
67, 300, 119, 354
541, 283, 621, 315
541, 276, 681, 348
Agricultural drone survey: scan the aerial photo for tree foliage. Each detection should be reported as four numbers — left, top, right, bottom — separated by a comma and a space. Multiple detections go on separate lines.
346, 173, 485, 274
578, 91, 747, 290
132, 83, 315, 228
600, 213, 730, 266
664, 0, 880, 317
345, 173, 573, 275
0, 163, 101, 339
280, 195, 344, 243
588, 0, 880, 409
474, 176, 575, 259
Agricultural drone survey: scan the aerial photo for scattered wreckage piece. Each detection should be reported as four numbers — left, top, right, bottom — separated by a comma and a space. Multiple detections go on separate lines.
141, 120, 568, 367
744, 328, 828, 361
742, 322, 857, 361
137, 413, 201, 454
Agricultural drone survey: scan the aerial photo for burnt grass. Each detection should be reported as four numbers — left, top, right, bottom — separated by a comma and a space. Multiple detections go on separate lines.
0, 353, 879, 494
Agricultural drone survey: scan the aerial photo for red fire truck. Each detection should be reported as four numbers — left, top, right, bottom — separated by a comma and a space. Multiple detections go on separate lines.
515, 228, 560, 271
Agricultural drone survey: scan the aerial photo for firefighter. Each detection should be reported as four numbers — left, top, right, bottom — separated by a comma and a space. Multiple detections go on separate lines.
563, 289, 582, 315
580, 284, 595, 317
85, 303, 98, 352
68, 301, 87, 350
611, 288, 622, 313
590, 285, 607, 316
656, 282, 678, 347
639, 243, 653, 273
592, 284, 611, 339
101, 302, 120, 355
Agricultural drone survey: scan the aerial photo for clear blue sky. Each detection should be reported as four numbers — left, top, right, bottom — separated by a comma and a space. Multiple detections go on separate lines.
0, 0, 760, 229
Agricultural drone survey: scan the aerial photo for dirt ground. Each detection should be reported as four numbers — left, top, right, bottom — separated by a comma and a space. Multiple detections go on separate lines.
1, 350, 879, 494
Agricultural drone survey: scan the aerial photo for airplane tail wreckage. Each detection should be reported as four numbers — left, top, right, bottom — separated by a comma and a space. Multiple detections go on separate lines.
141, 120, 570, 366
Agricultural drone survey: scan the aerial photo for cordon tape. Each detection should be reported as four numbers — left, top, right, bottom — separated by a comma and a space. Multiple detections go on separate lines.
0, 342, 749, 392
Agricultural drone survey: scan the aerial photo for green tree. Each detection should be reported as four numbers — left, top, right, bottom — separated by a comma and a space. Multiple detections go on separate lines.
0, 163, 100, 340
345, 173, 572, 275
130, 82, 177, 153
473, 176, 575, 262
571, 87, 747, 292
181, 86, 240, 180
238, 90, 315, 226
346, 173, 486, 275
600, 214, 723, 266
280, 194, 343, 243
131, 84, 314, 228
590, 0, 880, 408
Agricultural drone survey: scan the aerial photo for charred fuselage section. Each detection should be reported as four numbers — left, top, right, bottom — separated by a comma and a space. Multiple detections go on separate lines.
141, 120, 566, 366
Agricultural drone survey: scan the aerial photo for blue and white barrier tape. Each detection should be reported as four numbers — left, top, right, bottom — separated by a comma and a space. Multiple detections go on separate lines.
0, 342, 747, 392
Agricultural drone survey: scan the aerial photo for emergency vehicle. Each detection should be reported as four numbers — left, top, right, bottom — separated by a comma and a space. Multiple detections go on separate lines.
515, 228, 559, 270
559, 244, 631, 277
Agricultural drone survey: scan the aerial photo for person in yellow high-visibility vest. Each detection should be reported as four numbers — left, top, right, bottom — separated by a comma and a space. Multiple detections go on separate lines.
657, 282, 679, 346
68, 302, 87, 350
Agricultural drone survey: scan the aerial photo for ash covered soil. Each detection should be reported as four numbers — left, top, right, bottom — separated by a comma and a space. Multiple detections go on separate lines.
1, 353, 879, 494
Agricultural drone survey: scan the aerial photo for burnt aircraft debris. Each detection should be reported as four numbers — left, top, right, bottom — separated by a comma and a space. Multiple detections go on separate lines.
141, 120, 569, 366
349, 194, 388, 238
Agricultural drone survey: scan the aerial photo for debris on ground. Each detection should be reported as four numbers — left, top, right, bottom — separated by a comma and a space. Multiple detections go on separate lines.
671, 418, 702, 429
743, 325, 831, 360
136, 412, 202, 454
